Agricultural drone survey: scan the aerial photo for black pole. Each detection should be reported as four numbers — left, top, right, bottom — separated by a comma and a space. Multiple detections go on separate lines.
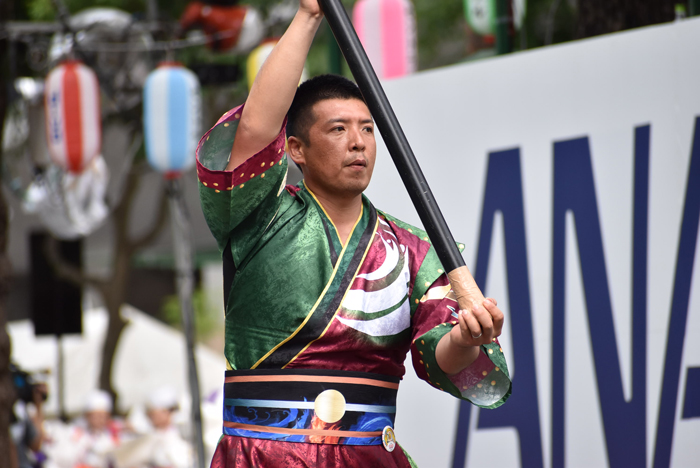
318, 0, 465, 272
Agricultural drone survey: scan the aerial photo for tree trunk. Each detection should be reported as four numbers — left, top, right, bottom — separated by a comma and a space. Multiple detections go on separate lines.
0, 188, 15, 468
0, 1, 16, 464
97, 308, 128, 407
96, 255, 130, 407
0, 194, 14, 468
95, 164, 168, 410
42, 155, 168, 414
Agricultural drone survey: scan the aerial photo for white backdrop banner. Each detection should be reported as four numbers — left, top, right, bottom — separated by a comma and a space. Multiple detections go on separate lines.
367, 18, 700, 468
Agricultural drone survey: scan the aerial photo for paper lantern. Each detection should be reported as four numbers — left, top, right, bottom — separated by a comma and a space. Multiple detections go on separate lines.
352, 0, 417, 80
143, 63, 201, 174
246, 39, 308, 91
45, 60, 101, 173
464, 0, 526, 36
180, 2, 264, 54
48, 8, 153, 112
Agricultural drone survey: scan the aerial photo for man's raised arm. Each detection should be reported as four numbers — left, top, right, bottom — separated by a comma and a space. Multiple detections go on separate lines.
226, 0, 323, 171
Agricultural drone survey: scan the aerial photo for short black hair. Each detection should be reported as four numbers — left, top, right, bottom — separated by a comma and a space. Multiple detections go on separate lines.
286, 74, 366, 145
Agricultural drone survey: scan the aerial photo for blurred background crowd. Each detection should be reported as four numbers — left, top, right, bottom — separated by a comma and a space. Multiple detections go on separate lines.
12, 381, 194, 468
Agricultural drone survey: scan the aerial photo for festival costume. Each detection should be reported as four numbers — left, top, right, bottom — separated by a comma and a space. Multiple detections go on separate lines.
197, 105, 511, 467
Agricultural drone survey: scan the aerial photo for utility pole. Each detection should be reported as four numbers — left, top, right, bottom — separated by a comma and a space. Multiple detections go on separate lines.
167, 177, 206, 468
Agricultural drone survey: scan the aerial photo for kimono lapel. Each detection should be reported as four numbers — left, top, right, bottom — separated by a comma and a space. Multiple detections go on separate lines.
304, 181, 344, 267
252, 188, 378, 369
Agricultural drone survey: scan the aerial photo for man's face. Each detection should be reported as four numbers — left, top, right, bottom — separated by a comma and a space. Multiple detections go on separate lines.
147, 408, 172, 430
86, 410, 110, 432
289, 98, 376, 200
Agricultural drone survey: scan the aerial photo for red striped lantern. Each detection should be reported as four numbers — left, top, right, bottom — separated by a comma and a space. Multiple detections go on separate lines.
45, 60, 101, 173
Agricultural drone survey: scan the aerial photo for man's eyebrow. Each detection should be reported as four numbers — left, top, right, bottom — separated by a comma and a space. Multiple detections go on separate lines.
325, 117, 374, 124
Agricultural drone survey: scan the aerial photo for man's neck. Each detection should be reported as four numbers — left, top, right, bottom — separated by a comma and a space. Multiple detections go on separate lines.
309, 187, 363, 245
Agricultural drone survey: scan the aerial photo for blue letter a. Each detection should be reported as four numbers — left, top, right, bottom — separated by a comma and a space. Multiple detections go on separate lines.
653, 117, 700, 468
452, 148, 543, 468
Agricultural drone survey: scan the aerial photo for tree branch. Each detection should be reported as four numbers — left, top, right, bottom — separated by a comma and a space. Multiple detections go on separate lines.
130, 182, 169, 251
43, 235, 104, 288
109, 128, 142, 209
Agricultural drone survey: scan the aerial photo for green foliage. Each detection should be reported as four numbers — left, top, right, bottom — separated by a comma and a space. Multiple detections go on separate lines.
26, 0, 55, 21
160, 288, 221, 342
520, 0, 578, 50
413, 0, 470, 69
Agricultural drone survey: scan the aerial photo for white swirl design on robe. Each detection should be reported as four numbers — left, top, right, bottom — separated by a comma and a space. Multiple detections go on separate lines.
336, 219, 411, 337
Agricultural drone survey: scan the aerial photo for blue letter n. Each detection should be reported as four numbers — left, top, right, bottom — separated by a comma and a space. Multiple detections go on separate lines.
551, 129, 648, 468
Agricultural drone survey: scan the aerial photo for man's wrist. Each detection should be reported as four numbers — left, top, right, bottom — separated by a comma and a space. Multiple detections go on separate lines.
448, 325, 477, 349
295, 9, 324, 25
436, 330, 481, 375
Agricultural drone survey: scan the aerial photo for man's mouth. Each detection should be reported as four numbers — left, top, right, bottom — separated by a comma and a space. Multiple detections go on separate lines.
347, 157, 367, 167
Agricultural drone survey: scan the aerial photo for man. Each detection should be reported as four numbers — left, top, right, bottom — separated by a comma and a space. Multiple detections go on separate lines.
196, 1, 511, 466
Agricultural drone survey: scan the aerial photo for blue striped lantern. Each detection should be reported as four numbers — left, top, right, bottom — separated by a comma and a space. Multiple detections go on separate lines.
143, 63, 201, 175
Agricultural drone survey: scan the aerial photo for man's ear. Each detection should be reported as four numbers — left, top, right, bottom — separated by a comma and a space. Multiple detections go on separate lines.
287, 136, 305, 167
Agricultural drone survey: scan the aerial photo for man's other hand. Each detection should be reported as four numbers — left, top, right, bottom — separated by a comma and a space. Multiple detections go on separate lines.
452, 297, 504, 347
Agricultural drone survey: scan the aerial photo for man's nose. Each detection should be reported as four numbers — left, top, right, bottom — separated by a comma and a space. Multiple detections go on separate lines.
349, 127, 366, 151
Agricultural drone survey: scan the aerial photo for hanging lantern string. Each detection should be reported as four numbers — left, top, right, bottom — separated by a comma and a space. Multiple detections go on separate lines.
68, 27, 244, 52
2, 24, 244, 53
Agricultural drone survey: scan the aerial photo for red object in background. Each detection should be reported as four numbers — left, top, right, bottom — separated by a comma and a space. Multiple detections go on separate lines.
44, 60, 101, 174
180, 2, 248, 51
482, 34, 495, 46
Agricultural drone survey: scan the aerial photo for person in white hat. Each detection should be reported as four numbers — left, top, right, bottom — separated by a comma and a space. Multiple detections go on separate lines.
45, 389, 123, 468
145, 386, 179, 432
111, 386, 193, 468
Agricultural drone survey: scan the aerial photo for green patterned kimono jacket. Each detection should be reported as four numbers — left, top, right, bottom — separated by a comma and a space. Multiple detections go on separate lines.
197, 105, 511, 467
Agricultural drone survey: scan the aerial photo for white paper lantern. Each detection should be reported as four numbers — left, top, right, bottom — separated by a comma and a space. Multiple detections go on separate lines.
143, 63, 201, 174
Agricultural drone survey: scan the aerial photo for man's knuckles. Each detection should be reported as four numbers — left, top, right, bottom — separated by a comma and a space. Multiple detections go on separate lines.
472, 307, 494, 326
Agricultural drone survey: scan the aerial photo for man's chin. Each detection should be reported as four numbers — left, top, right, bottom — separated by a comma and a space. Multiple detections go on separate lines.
331, 182, 369, 200
307, 174, 371, 199
347, 176, 371, 194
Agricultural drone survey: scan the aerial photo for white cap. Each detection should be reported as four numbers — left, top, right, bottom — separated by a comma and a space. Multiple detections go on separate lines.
146, 386, 178, 411
85, 389, 112, 413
